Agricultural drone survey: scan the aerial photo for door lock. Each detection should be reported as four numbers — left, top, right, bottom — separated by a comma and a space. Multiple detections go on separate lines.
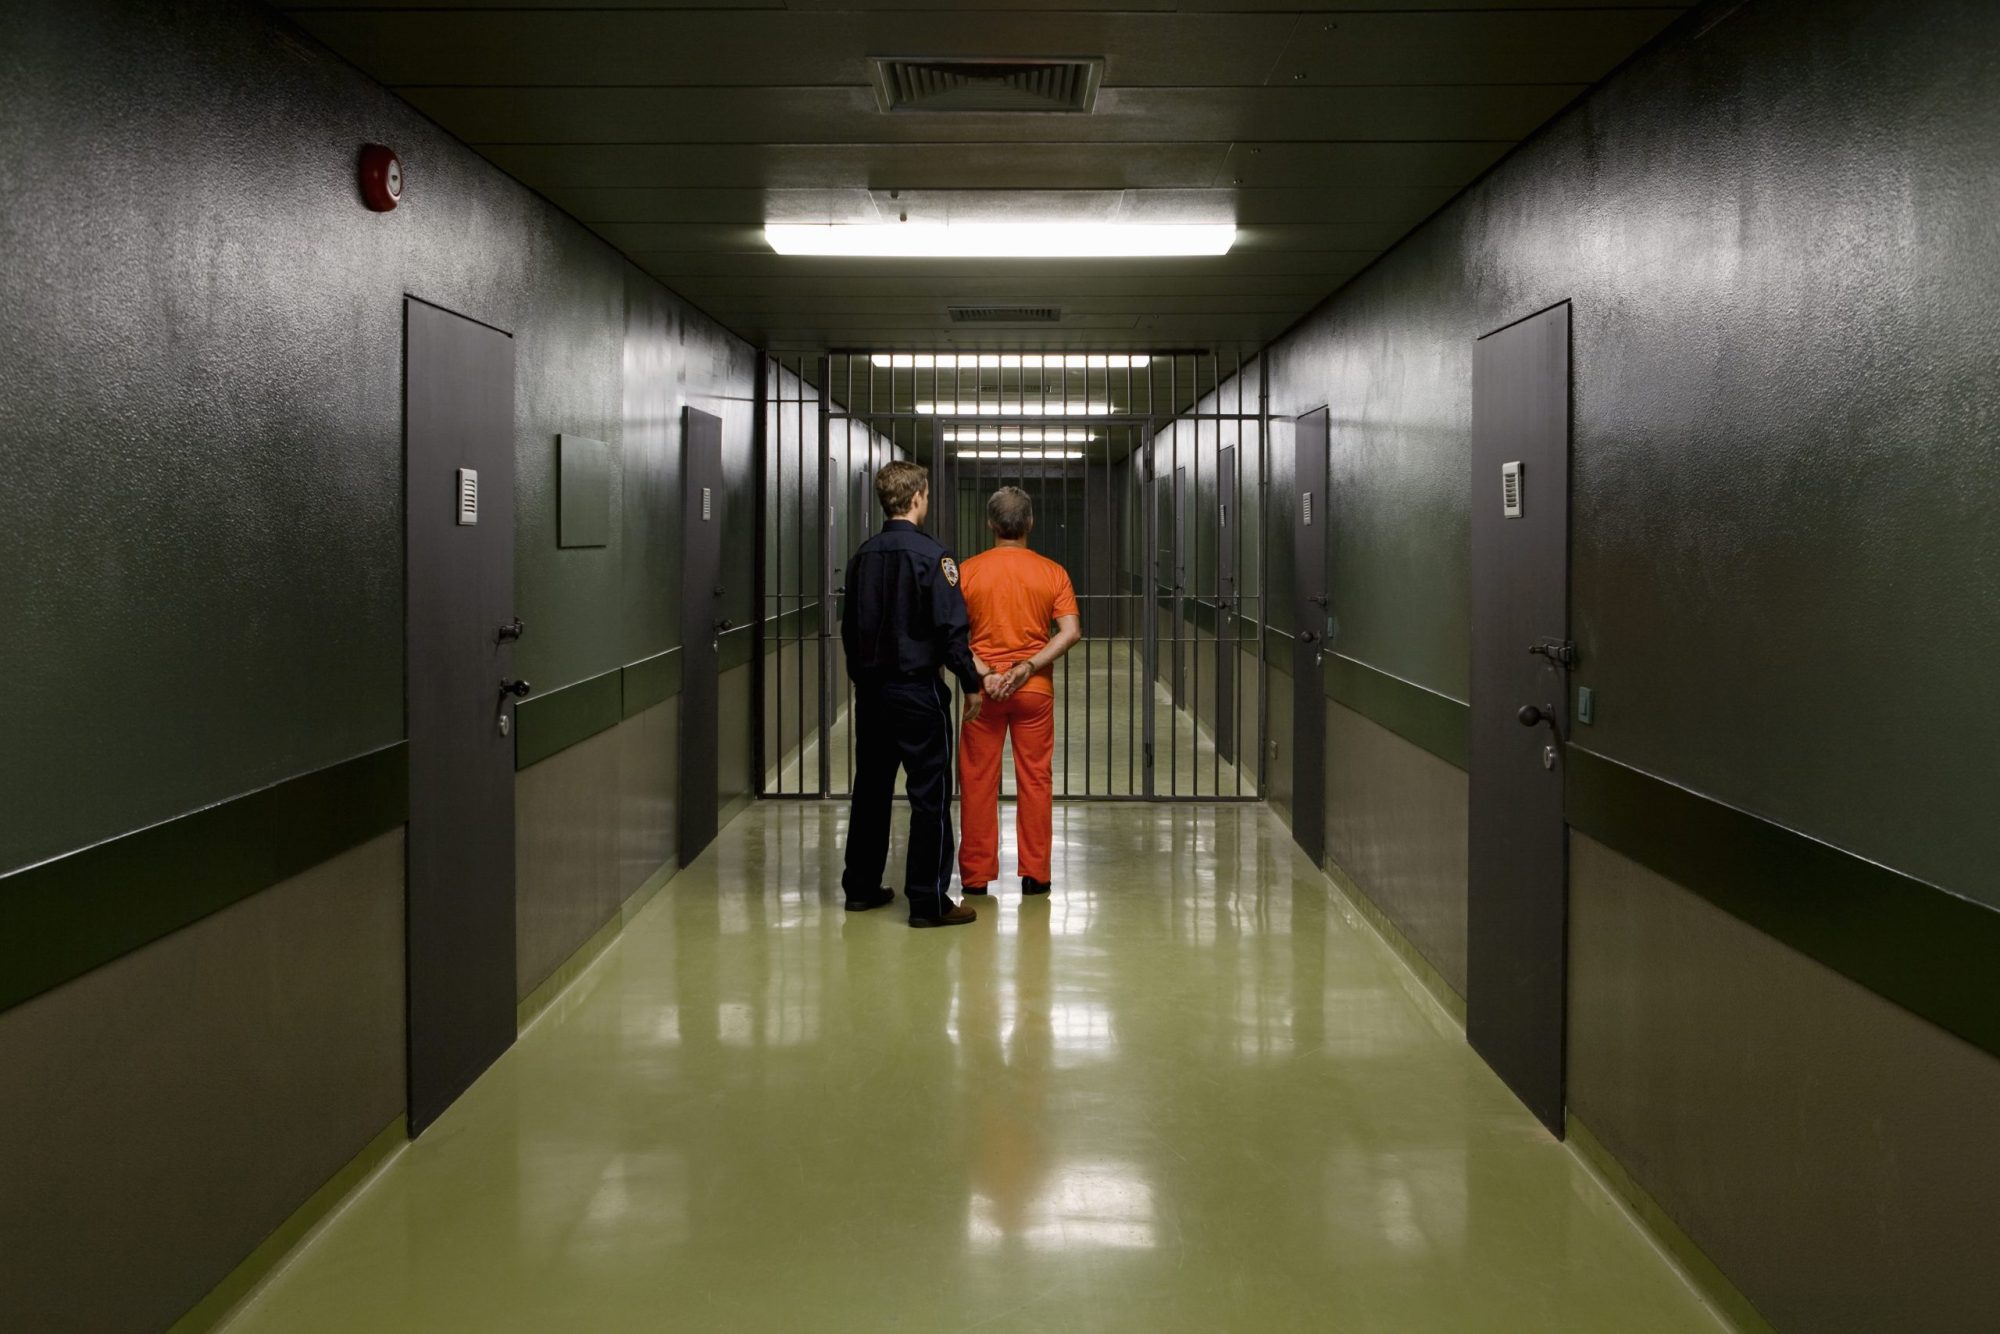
499, 678, 533, 700
1529, 638, 1576, 669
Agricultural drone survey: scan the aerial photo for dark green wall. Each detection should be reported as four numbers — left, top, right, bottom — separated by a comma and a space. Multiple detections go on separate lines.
0, 0, 758, 880
0, 5, 759, 1324
1233, 0, 2000, 1325
1264, 0, 1998, 904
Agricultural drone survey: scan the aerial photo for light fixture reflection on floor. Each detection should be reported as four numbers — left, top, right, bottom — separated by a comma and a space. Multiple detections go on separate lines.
766, 222, 1234, 258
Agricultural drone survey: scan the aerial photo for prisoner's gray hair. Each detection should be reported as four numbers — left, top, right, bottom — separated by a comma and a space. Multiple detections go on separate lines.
986, 486, 1034, 539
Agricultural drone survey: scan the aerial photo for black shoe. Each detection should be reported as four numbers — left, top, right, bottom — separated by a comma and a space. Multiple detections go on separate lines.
1023, 877, 1051, 897
963, 883, 990, 896
909, 896, 978, 928
844, 887, 895, 912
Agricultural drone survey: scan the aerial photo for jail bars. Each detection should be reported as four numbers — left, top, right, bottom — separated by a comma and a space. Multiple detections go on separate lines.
757, 347, 1268, 802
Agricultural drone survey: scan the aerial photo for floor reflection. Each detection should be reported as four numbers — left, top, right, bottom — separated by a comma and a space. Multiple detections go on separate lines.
223, 802, 1726, 1334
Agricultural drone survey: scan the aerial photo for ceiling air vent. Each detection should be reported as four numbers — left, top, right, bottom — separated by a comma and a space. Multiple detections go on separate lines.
948, 305, 1064, 325
872, 58, 1103, 114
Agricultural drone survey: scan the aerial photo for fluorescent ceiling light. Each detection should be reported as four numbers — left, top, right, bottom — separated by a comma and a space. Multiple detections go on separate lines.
870, 353, 1150, 370
917, 401, 1110, 416
956, 449, 1086, 461
768, 222, 1234, 258
943, 428, 1095, 443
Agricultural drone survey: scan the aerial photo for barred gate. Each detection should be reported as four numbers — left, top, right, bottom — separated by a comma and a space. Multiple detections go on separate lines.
758, 348, 1268, 802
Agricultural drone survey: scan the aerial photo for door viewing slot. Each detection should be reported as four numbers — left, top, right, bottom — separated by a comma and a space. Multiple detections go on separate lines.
759, 348, 1270, 803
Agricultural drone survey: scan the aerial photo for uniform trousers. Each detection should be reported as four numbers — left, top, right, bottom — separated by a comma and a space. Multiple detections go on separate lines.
957, 690, 1055, 886
843, 676, 957, 906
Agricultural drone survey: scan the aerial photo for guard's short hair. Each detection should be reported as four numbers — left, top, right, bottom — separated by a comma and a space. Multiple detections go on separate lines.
987, 486, 1034, 539
874, 460, 929, 517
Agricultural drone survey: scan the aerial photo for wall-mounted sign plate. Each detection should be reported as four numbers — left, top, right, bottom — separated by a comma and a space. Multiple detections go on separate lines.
558, 434, 611, 547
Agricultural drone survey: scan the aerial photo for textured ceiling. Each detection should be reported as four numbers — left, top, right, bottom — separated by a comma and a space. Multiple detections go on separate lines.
282, 2, 1688, 354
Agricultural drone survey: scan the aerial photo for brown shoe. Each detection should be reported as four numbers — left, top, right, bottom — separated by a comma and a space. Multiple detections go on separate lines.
909, 897, 977, 928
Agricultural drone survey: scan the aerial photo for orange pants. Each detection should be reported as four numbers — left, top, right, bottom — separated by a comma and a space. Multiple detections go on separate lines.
958, 690, 1054, 886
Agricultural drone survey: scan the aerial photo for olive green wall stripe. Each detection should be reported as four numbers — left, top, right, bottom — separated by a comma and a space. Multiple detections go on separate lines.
1181, 598, 1218, 637
0, 743, 408, 1015
761, 601, 820, 648
1566, 747, 2000, 1061
513, 668, 623, 771
621, 648, 682, 718
718, 622, 756, 673
1323, 654, 1469, 771
1192, 608, 1255, 644
1264, 626, 1294, 674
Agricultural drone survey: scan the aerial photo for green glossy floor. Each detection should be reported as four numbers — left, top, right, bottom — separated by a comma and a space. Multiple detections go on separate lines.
224, 803, 1723, 1333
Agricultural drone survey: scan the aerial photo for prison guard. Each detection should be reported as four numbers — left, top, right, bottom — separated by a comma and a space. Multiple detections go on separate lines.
839, 519, 981, 910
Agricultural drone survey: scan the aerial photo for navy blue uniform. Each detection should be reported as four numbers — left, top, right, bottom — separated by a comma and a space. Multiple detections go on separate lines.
841, 518, 982, 913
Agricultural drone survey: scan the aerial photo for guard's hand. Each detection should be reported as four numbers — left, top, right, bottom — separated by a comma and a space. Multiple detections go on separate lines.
963, 690, 984, 724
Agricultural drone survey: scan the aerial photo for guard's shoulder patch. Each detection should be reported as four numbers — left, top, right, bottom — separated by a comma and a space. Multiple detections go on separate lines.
940, 556, 959, 588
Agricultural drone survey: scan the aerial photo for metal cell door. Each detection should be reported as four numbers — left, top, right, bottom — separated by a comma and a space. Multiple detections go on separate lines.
1290, 407, 1330, 864
679, 407, 726, 862
403, 297, 520, 1136
1468, 301, 1571, 1137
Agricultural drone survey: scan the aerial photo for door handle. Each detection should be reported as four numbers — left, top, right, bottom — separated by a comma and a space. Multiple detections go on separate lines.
1518, 703, 1563, 770
1309, 594, 1329, 609
715, 618, 735, 634
496, 618, 525, 644
500, 679, 533, 699
1517, 702, 1564, 743
1299, 630, 1317, 645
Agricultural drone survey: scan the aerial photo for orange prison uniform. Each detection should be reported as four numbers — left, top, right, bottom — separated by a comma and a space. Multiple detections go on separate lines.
956, 546, 1078, 886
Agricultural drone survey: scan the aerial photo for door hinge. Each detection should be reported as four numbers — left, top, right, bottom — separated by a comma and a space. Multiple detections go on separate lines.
1529, 638, 1576, 669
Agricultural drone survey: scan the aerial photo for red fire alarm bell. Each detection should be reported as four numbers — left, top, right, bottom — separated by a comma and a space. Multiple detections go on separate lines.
359, 144, 403, 212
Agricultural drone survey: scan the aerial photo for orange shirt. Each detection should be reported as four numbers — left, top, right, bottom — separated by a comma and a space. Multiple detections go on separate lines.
958, 546, 1079, 697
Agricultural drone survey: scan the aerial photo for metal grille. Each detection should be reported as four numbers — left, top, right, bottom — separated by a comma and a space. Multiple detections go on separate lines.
948, 305, 1063, 324
758, 347, 1269, 802
871, 58, 1103, 114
